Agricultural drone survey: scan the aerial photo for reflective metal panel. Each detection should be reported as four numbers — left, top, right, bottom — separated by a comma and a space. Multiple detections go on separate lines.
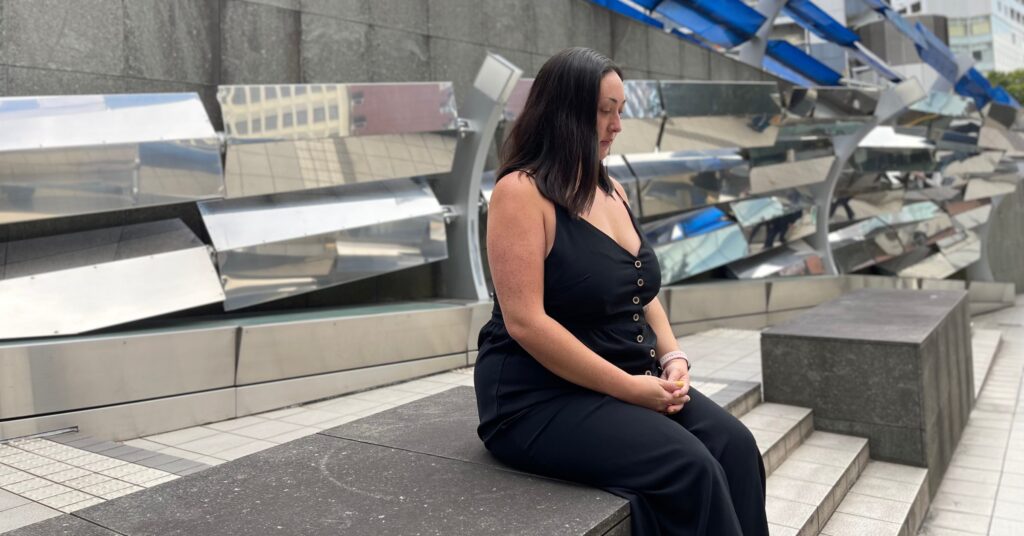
742, 206, 817, 256
727, 240, 826, 279
625, 150, 749, 219
218, 83, 459, 198
964, 178, 1018, 200
648, 222, 749, 284
200, 179, 448, 310
613, 80, 664, 154
223, 133, 458, 199
659, 82, 782, 150
605, 155, 640, 208
749, 155, 835, 194
236, 304, 470, 385
0, 94, 223, 224
0, 326, 235, 419
0, 220, 224, 339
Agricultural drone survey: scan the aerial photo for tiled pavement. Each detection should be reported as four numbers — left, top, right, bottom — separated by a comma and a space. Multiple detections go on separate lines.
0, 300, 1020, 535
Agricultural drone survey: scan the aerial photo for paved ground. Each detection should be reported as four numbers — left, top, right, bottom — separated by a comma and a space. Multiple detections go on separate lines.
0, 299, 1021, 534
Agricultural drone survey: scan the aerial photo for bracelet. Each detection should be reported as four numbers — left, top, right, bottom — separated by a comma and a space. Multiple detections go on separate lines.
659, 350, 691, 371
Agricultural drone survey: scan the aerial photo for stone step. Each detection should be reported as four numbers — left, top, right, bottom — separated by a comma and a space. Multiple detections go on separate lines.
739, 402, 814, 476
818, 460, 929, 536
0, 431, 209, 521
971, 328, 1002, 399
765, 431, 869, 536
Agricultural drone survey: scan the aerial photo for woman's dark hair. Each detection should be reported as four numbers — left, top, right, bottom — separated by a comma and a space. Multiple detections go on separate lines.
497, 47, 623, 216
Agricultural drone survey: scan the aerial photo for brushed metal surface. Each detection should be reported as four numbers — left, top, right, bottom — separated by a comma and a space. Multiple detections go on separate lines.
767, 276, 844, 311
0, 220, 224, 339
236, 304, 471, 385
0, 389, 236, 442
467, 301, 493, 351
665, 280, 768, 324
0, 93, 223, 224
652, 224, 749, 284
235, 353, 467, 416
626, 150, 749, 219
0, 326, 236, 420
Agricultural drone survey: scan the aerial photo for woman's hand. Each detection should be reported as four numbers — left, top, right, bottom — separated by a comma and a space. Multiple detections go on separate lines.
621, 375, 690, 413
660, 359, 691, 414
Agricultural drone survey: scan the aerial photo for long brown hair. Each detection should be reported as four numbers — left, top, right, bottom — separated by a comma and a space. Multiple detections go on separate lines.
497, 48, 623, 216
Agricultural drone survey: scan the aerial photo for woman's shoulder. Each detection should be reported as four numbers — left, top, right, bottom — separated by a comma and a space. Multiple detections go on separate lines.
492, 171, 552, 210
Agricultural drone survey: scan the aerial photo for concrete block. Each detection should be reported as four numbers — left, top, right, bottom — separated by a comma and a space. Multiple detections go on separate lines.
221, 0, 300, 84
667, 280, 767, 323
368, 27, 429, 83
648, 30, 682, 78
428, 37, 487, 110
484, 0, 535, 53
300, 13, 369, 83
762, 289, 973, 498
124, 0, 219, 85
570, 0, 612, 57
0, 65, 8, 95
74, 433, 629, 535
609, 16, 648, 73
370, 0, 428, 34
245, 0, 299, 10
533, 0, 573, 55
681, 41, 710, 80
1, 0, 124, 76
427, 0, 485, 43
299, 0, 369, 22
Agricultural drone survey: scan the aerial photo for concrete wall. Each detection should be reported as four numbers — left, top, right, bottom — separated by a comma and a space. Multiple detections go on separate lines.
988, 184, 1024, 289
0, 0, 772, 127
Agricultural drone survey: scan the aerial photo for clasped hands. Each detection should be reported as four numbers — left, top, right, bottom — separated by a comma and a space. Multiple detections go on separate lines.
625, 359, 691, 415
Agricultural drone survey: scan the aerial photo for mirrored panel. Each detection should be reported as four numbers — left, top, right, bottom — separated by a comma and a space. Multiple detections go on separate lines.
218, 83, 459, 198
0, 94, 223, 224
659, 81, 782, 150
0, 219, 224, 339
199, 178, 448, 310
726, 240, 826, 279
643, 207, 748, 283
625, 150, 749, 219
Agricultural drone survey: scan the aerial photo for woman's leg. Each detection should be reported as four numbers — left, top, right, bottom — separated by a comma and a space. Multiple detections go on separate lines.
485, 389, 744, 536
669, 388, 769, 536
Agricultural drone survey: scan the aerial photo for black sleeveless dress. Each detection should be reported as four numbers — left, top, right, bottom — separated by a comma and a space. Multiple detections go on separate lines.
476, 199, 662, 442
473, 198, 770, 536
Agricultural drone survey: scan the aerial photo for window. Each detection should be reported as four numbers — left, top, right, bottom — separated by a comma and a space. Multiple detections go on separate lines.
949, 18, 967, 37
313, 107, 325, 123
265, 115, 278, 130
234, 121, 248, 135
296, 109, 308, 125
911, 2, 921, 13
251, 118, 261, 133
974, 50, 984, 60
283, 112, 293, 128
248, 87, 261, 103
265, 87, 278, 100
328, 105, 339, 121
972, 16, 991, 35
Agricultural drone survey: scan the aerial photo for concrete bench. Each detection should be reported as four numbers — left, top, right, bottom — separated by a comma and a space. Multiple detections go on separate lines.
16, 387, 630, 536
761, 288, 972, 497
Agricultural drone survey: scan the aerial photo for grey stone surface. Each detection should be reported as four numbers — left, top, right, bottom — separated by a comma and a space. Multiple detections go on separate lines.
76, 435, 629, 535
299, 0, 368, 22
681, 42, 711, 80
762, 289, 973, 496
427, 0, 485, 43
242, 0, 299, 10
708, 52, 738, 81
124, 0, 219, 84
988, 184, 1024, 288
647, 31, 683, 78
7, 515, 118, 536
136, 453, 184, 469
533, 0, 573, 55
570, 0, 612, 57
1, 0, 124, 76
484, 0, 536, 53
220, 0, 300, 84
300, 14, 369, 83
6, 66, 126, 96
0, 64, 8, 95
429, 37, 487, 109
321, 386, 498, 467
368, 27, 429, 83
609, 16, 648, 73
490, 46, 535, 78
762, 289, 968, 344
370, 0, 428, 34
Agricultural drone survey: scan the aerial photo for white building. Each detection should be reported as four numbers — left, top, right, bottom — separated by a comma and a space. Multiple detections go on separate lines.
889, 0, 1024, 72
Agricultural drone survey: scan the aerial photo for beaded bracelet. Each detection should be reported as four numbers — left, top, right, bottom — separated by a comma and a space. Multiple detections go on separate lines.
658, 349, 691, 371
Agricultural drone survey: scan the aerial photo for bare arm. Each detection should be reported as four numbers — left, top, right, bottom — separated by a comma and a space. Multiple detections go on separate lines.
488, 173, 683, 411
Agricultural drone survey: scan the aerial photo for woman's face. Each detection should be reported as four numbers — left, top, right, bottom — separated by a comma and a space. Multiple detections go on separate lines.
597, 71, 625, 160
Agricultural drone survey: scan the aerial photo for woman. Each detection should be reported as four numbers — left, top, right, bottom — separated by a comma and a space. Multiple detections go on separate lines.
474, 47, 769, 535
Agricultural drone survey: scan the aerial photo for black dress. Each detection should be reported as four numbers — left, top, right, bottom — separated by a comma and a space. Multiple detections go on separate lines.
474, 199, 769, 536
